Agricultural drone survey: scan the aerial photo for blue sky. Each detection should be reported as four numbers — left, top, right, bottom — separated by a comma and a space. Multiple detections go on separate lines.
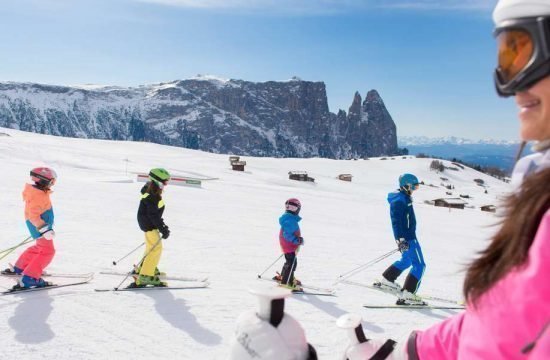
0, 0, 518, 140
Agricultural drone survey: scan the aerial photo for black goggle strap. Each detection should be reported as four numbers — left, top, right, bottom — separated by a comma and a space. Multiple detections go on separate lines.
30, 171, 54, 184
150, 172, 169, 184
269, 298, 284, 328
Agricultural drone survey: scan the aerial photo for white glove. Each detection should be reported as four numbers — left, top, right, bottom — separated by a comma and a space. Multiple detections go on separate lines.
39, 226, 55, 240
230, 310, 310, 360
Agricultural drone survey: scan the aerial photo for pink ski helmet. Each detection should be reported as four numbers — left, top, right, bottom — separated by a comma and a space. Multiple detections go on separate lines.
30, 167, 57, 188
285, 198, 301, 215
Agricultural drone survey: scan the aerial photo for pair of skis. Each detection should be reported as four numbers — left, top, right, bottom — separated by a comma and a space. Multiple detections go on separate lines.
0, 271, 94, 296
95, 271, 210, 292
257, 274, 335, 296
340, 279, 465, 310
0, 270, 209, 294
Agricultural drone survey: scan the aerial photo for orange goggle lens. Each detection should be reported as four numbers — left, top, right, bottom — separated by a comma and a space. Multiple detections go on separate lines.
497, 30, 534, 83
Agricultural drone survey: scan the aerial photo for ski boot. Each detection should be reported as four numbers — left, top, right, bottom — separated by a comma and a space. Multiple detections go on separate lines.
19, 275, 51, 289
1, 264, 23, 276
134, 274, 167, 287
373, 278, 401, 295
132, 266, 165, 277
272, 272, 301, 286
396, 290, 427, 306
279, 279, 304, 293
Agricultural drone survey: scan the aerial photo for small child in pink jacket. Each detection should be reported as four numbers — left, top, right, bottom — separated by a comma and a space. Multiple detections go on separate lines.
3, 167, 57, 289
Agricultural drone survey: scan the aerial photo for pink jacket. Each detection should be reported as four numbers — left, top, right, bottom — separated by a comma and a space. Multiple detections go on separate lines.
415, 210, 550, 359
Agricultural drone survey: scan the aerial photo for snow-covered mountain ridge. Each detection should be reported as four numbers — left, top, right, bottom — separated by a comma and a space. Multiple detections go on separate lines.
398, 135, 518, 146
0, 128, 510, 359
0, 77, 399, 159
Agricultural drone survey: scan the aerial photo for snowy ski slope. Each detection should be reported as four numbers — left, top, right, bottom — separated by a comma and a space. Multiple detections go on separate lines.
0, 127, 510, 359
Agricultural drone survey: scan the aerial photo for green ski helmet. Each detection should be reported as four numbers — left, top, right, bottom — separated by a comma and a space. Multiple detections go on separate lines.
149, 168, 171, 188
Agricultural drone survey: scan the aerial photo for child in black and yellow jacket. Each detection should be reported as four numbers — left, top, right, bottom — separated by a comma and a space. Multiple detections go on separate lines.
130, 168, 171, 288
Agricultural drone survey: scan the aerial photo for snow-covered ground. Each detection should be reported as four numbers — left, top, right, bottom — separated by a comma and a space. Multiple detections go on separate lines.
0, 127, 510, 359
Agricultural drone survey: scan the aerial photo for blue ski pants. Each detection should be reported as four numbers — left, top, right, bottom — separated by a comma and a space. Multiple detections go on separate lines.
392, 239, 426, 284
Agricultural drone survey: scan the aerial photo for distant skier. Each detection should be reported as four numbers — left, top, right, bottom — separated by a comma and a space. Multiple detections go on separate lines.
129, 168, 171, 288
275, 198, 304, 291
2, 167, 57, 289
377, 173, 426, 305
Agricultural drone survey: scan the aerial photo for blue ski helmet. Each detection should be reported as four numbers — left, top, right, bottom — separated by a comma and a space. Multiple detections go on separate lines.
399, 173, 419, 191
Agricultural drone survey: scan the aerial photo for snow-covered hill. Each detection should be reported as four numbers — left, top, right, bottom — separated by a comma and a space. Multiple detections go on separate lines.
0, 128, 510, 359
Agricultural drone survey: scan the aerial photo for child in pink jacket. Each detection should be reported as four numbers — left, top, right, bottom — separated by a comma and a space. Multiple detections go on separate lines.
3, 167, 57, 289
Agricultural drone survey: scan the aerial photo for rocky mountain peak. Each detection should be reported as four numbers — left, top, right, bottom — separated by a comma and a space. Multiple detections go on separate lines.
0, 78, 400, 159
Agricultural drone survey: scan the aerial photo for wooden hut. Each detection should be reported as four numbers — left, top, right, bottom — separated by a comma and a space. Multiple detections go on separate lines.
338, 174, 353, 182
288, 171, 315, 182
229, 156, 246, 171
432, 198, 466, 210
480, 205, 497, 213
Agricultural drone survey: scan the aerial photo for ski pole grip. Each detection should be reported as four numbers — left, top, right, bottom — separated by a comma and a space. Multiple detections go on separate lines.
248, 284, 291, 322
337, 313, 367, 345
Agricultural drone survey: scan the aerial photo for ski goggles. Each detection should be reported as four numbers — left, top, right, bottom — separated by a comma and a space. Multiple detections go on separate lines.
494, 16, 550, 97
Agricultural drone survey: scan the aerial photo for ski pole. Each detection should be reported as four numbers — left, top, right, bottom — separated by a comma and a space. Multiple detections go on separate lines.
257, 254, 284, 279
338, 249, 398, 280
334, 249, 398, 284
112, 243, 144, 266
113, 238, 163, 290
0, 236, 33, 262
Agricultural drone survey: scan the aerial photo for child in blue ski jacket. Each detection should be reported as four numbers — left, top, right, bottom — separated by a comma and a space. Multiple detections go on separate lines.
277, 198, 303, 289
378, 173, 426, 305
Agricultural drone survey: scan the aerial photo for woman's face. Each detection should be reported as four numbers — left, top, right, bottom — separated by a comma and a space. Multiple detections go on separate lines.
515, 76, 550, 141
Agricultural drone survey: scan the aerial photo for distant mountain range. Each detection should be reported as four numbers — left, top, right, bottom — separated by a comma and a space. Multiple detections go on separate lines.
0, 76, 400, 159
398, 136, 518, 146
398, 136, 527, 172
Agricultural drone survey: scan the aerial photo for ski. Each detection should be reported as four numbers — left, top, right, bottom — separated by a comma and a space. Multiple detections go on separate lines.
341, 279, 464, 306
1, 271, 94, 279
99, 271, 208, 283
363, 304, 465, 310
291, 290, 336, 297
94, 283, 209, 292
257, 275, 335, 294
1, 274, 94, 296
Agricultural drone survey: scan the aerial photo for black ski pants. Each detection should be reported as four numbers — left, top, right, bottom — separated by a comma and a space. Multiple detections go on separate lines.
280, 252, 297, 286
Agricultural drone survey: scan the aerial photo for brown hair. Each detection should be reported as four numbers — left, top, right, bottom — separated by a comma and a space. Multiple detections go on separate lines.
146, 181, 163, 196
464, 168, 550, 305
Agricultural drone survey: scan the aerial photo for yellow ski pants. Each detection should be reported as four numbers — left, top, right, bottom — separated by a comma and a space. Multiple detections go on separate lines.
140, 230, 163, 276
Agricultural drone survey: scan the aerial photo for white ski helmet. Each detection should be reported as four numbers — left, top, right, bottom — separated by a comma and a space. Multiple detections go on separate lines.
493, 0, 550, 96
493, 0, 550, 24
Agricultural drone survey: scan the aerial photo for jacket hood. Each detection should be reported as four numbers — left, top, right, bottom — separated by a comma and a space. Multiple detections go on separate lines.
279, 212, 301, 225
387, 190, 405, 204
